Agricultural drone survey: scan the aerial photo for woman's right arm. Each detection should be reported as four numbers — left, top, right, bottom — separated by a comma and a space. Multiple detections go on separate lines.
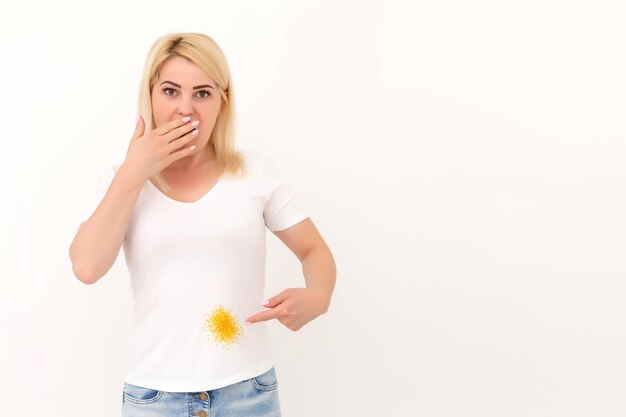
69, 163, 144, 285
69, 114, 200, 284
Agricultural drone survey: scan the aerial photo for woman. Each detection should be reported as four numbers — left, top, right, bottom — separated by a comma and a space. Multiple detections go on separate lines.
69, 32, 336, 417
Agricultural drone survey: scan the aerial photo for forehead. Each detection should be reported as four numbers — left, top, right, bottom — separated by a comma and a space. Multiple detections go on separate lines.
158, 56, 215, 86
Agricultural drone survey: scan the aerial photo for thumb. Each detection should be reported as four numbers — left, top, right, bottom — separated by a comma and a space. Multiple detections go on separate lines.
131, 114, 145, 140
262, 289, 291, 308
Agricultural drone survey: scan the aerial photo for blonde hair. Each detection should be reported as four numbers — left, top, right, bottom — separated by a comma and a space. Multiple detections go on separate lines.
136, 32, 247, 193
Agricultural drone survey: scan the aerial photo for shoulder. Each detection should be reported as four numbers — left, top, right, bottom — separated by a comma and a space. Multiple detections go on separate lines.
236, 148, 287, 185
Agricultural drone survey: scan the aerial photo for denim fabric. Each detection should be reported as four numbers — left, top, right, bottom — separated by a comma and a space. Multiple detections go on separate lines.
121, 366, 281, 417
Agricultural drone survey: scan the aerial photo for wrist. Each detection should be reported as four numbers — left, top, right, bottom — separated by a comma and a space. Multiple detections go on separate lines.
118, 162, 147, 189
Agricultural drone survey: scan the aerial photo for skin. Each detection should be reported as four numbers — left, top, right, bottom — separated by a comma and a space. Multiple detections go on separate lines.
245, 225, 337, 332
150, 56, 222, 178
151, 56, 336, 331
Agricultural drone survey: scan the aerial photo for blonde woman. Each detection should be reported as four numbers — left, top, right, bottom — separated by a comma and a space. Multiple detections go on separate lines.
69, 33, 336, 417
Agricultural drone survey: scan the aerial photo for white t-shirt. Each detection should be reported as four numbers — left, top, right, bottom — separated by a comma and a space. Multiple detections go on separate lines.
79, 148, 309, 392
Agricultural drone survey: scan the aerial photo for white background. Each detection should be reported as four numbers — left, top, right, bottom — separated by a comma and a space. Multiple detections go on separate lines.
1, 0, 625, 416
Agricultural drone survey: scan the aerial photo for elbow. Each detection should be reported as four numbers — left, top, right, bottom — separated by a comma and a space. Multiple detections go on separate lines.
69, 243, 99, 285
71, 262, 99, 285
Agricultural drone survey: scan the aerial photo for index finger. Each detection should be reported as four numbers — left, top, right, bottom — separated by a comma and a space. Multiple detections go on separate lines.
246, 307, 281, 324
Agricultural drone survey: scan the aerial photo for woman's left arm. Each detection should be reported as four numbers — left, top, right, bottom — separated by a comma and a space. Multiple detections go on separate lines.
245, 218, 337, 331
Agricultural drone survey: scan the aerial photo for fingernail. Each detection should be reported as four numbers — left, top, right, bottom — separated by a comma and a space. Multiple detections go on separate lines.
182, 116, 191, 122
261, 299, 269, 306
246, 321, 252, 325
136, 113, 140, 122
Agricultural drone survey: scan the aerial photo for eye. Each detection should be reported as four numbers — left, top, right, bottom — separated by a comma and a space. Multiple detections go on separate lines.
162, 88, 212, 98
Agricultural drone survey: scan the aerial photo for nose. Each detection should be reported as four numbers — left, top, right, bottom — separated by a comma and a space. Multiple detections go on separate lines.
178, 96, 195, 117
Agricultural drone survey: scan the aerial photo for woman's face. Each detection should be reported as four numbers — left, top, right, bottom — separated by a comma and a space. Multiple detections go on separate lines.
150, 56, 222, 153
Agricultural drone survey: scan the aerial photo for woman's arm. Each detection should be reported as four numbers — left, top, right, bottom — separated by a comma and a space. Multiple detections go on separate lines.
300, 243, 336, 312
69, 164, 144, 285
245, 218, 337, 330
274, 218, 336, 305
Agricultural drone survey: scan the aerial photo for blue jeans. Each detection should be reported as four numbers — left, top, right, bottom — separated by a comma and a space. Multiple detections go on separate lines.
121, 366, 281, 416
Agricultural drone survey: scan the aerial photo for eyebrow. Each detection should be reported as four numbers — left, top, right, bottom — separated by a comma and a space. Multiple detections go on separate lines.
160, 80, 215, 90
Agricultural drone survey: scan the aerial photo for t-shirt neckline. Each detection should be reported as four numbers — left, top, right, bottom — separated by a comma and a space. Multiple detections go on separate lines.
146, 175, 224, 205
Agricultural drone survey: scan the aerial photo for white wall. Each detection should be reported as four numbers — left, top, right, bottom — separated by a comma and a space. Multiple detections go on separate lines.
1, 0, 624, 416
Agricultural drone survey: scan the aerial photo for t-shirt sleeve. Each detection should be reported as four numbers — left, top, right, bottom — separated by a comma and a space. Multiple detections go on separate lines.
262, 153, 309, 232
79, 164, 119, 223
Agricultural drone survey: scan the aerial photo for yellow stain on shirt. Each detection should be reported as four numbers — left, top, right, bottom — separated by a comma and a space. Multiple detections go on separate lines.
202, 304, 244, 350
